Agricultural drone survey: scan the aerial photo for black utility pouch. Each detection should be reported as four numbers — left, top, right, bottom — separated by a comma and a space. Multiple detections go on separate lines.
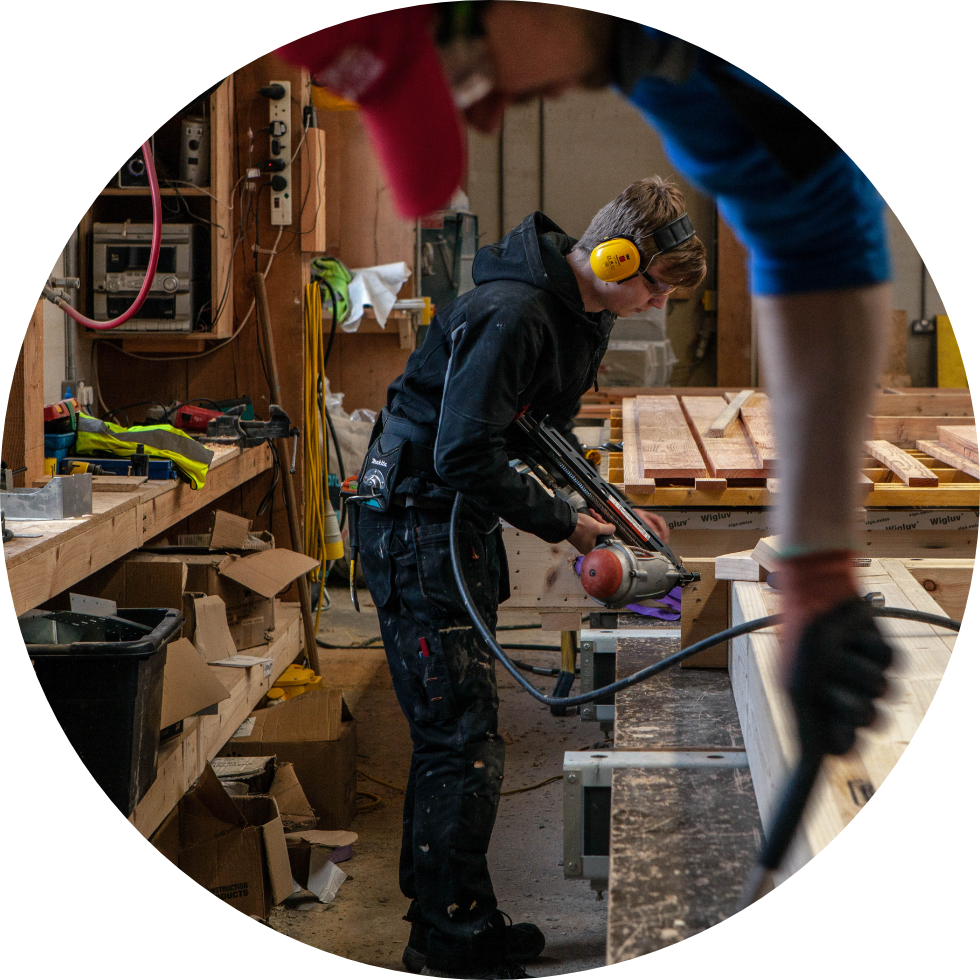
358, 430, 409, 514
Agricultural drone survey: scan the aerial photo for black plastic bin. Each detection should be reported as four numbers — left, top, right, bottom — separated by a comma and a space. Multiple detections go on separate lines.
21, 607, 183, 815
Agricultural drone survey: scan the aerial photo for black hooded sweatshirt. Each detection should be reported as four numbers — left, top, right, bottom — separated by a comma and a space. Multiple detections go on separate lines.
385, 212, 616, 543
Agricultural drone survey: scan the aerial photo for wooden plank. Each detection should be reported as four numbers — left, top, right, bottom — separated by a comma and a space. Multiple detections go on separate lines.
937, 425, 978, 463
679, 558, 729, 668
899, 558, 973, 623
680, 396, 762, 478
872, 415, 974, 446
916, 439, 980, 480
620, 397, 652, 492
864, 440, 940, 487
877, 309, 909, 389
500, 527, 591, 608
873, 392, 974, 416
716, 216, 752, 387
707, 389, 754, 438
209, 75, 236, 337
632, 395, 707, 479
32, 475, 149, 493
730, 561, 955, 881
300, 126, 329, 253
739, 392, 777, 471
4, 497, 143, 616
2, 301, 45, 488
749, 536, 780, 573
694, 477, 727, 492
715, 550, 765, 581
129, 603, 303, 838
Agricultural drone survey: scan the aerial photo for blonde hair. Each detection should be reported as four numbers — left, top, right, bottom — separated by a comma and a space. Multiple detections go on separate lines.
576, 177, 707, 289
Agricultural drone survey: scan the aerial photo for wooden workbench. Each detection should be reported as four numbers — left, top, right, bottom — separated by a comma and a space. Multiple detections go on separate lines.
604, 618, 762, 963
3, 443, 272, 615
130, 601, 302, 838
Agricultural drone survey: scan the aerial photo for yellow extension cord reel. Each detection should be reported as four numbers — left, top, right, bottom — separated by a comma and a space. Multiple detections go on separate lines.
304, 283, 345, 634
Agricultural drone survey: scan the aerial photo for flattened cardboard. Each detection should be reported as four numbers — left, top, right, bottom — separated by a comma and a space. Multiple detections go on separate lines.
160, 637, 231, 729
269, 762, 317, 832
193, 595, 238, 663
218, 549, 320, 599
285, 830, 358, 848
210, 510, 252, 550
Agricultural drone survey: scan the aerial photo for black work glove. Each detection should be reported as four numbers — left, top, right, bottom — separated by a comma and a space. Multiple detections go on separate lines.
788, 597, 893, 757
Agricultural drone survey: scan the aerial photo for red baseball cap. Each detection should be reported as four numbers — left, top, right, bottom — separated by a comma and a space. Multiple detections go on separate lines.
278, 6, 465, 219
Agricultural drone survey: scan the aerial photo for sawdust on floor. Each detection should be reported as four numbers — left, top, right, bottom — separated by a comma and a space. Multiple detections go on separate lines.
269, 590, 610, 975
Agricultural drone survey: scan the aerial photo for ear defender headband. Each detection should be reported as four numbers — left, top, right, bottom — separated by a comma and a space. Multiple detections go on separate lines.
589, 213, 696, 284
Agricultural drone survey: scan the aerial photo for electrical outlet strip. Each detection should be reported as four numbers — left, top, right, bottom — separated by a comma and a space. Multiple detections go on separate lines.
268, 80, 292, 226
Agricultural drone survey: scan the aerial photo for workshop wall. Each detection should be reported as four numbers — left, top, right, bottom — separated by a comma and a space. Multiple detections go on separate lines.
467, 88, 715, 386
467, 88, 952, 392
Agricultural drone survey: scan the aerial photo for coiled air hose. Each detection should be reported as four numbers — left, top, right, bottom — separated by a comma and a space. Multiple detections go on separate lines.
449, 492, 961, 896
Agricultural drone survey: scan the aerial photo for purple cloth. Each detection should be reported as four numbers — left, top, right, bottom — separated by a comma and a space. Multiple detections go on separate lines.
574, 557, 682, 621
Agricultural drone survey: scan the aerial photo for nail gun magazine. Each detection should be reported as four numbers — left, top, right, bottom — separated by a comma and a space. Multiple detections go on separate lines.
513, 413, 700, 606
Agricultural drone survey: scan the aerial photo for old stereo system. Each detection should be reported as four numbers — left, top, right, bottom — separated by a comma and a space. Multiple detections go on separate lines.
91, 223, 208, 332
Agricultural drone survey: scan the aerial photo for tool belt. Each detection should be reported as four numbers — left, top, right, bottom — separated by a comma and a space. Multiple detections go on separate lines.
357, 409, 442, 514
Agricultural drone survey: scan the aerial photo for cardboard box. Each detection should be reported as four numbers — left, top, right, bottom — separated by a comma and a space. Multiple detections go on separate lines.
212, 758, 318, 833
177, 510, 274, 552
175, 764, 293, 919
219, 689, 357, 830
159, 637, 230, 730
69, 547, 317, 651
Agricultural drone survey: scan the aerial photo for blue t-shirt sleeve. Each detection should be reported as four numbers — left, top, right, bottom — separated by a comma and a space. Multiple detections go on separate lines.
618, 26, 890, 295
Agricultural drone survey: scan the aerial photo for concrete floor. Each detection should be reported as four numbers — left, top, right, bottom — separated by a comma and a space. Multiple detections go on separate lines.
269, 590, 610, 975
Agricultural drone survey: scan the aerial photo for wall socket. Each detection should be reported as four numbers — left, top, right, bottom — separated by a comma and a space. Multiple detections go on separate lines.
268, 80, 292, 226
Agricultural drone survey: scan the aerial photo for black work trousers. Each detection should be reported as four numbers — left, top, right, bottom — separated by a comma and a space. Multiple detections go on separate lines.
357, 504, 507, 971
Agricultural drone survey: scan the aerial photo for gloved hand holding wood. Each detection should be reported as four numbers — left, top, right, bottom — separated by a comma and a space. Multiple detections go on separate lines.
778, 551, 894, 755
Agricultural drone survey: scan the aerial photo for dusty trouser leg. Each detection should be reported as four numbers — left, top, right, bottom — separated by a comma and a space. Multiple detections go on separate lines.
374, 512, 507, 971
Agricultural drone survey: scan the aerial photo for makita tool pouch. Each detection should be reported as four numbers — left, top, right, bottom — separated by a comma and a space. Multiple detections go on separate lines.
357, 409, 439, 514
358, 429, 409, 513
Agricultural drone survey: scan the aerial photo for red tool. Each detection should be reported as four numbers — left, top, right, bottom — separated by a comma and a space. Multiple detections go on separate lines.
172, 403, 223, 433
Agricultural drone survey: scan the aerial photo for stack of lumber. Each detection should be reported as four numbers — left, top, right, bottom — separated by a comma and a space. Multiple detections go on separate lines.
917, 424, 979, 479
613, 389, 978, 507
729, 559, 960, 883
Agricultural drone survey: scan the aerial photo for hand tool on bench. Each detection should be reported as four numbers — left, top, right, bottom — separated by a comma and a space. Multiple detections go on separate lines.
205, 403, 299, 468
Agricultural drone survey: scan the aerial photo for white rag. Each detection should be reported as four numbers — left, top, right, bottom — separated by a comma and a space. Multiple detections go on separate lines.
342, 261, 411, 332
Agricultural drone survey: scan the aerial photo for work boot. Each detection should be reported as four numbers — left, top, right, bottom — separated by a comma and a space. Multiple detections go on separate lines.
420, 963, 531, 979
404, 908, 545, 974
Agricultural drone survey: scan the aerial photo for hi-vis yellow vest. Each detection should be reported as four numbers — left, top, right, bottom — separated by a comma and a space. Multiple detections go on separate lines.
75, 414, 214, 490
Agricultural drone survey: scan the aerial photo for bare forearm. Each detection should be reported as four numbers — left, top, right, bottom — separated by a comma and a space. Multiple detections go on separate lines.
756, 283, 892, 555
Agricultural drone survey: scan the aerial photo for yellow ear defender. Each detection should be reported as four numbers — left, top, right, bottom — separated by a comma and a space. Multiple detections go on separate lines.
590, 237, 643, 283
589, 213, 696, 284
